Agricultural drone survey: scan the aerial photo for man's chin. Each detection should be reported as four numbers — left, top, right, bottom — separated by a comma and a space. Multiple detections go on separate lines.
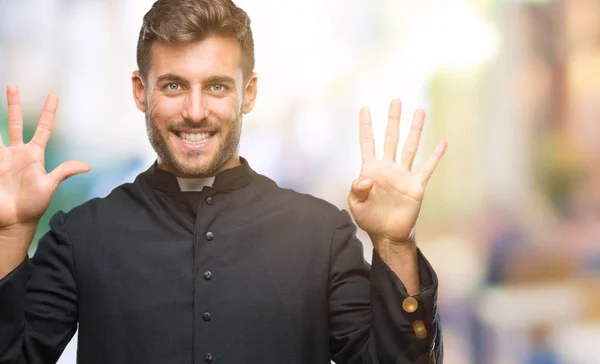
170, 154, 223, 178
173, 162, 213, 178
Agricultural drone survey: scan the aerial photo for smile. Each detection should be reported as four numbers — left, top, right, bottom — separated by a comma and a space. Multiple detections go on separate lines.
177, 131, 212, 145
174, 130, 216, 150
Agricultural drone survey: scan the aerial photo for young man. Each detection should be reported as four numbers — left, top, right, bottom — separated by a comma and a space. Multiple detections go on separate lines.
0, 0, 447, 363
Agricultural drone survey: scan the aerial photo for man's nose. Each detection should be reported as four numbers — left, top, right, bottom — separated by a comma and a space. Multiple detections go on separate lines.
182, 88, 209, 123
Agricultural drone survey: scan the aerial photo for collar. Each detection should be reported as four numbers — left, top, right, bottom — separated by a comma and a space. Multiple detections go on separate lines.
142, 157, 253, 193
176, 176, 215, 192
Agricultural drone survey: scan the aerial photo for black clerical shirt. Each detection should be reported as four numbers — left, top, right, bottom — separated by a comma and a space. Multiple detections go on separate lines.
0, 158, 442, 364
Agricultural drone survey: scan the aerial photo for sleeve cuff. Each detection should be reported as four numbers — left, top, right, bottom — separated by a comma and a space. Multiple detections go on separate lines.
372, 247, 438, 297
371, 247, 439, 342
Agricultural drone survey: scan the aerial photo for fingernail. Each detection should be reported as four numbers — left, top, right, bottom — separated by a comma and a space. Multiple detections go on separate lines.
48, 94, 58, 105
358, 179, 372, 188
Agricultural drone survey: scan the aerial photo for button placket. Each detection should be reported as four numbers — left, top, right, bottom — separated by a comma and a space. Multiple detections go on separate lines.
197, 192, 216, 363
193, 195, 217, 363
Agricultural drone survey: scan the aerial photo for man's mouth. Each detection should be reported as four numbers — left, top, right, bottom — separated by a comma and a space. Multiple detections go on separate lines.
175, 131, 214, 145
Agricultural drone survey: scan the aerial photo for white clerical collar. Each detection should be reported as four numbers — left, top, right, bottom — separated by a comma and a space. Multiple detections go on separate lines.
176, 176, 215, 192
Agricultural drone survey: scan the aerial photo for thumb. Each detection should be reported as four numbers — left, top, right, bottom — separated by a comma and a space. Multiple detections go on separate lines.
48, 160, 90, 189
349, 178, 373, 203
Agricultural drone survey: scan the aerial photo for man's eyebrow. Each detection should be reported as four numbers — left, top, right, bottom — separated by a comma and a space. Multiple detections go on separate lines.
155, 73, 188, 84
204, 75, 236, 85
154, 74, 236, 86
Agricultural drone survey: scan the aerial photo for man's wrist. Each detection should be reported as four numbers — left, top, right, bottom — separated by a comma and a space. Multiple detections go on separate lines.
0, 224, 36, 279
373, 238, 420, 295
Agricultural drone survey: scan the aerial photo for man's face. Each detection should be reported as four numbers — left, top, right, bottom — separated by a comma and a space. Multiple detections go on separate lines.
132, 36, 257, 178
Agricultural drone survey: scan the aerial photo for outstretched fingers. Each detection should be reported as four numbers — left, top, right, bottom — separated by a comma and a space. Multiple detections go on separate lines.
419, 141, 448, 186
359, 107, 376, 163
400, 109, 425, 171
383, 99, 402, 161
31, 94, 59, 149
6, 85, 23, 146
48, 160, 90, 191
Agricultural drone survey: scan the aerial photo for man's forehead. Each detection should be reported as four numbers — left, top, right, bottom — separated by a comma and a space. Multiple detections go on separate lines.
148, 36, 243, 80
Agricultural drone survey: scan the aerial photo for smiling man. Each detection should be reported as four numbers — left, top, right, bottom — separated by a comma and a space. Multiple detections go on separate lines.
0, 1, 446, 363
137, 36, 252, 178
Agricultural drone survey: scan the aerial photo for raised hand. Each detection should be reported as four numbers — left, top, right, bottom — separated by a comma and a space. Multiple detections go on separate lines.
348, 99, 447, 249
0, 86, 90, 231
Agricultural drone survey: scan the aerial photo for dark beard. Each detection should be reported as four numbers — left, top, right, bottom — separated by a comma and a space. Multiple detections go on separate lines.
145, 110, 242, 178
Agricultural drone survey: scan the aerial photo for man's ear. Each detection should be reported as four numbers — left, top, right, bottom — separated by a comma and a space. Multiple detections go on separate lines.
132, 70, 146, 113
242, 72, 258, 114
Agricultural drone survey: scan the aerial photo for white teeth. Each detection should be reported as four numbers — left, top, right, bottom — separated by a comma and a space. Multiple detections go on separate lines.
179, 132, 211, 145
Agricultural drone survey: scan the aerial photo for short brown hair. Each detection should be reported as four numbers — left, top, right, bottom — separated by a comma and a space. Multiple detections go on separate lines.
136, 0, 255, 81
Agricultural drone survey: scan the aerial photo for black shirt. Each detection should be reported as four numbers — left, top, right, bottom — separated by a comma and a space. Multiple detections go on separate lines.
0, 158, 442, 363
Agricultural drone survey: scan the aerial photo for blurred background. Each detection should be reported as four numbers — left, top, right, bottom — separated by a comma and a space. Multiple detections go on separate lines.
1, 0, 599, 363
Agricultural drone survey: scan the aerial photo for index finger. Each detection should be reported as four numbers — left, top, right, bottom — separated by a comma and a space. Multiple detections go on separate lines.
6, 85, 23, 145
30, 94, 58, 149
359, 107, 376, 162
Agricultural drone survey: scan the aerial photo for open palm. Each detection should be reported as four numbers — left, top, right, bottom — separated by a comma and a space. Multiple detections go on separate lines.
0, 86, 89, 229
348, 99, 447, 246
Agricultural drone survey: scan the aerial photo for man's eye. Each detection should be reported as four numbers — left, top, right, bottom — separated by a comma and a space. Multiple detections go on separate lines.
210, 84, 225, 92
165, 83, 181, 92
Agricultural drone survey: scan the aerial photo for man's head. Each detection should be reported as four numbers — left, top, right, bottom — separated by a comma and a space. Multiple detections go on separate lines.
132, 0, 258, 178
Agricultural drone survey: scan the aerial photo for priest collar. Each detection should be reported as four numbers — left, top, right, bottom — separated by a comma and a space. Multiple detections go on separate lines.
142, 157, 253, 193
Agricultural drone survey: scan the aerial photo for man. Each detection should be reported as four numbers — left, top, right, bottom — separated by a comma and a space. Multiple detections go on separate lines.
0, 0, 447, 363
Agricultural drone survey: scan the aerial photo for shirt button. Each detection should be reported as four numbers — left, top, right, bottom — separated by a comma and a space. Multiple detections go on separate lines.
206, 197, 214, 205
204, 271, 212, 280
204, 353, 213, 363
203, 312, 211, 321
402, 297, 419, 313
412, 320, 428, 339
205, 232, 214, 241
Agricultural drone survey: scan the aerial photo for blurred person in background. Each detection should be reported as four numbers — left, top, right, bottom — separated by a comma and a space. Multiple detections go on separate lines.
0, 0, 447, 363
525, 325, 559, 364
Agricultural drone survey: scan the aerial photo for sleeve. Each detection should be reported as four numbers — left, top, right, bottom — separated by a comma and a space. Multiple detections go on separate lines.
328, 210, 443, 364
0, 211, 79, 364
